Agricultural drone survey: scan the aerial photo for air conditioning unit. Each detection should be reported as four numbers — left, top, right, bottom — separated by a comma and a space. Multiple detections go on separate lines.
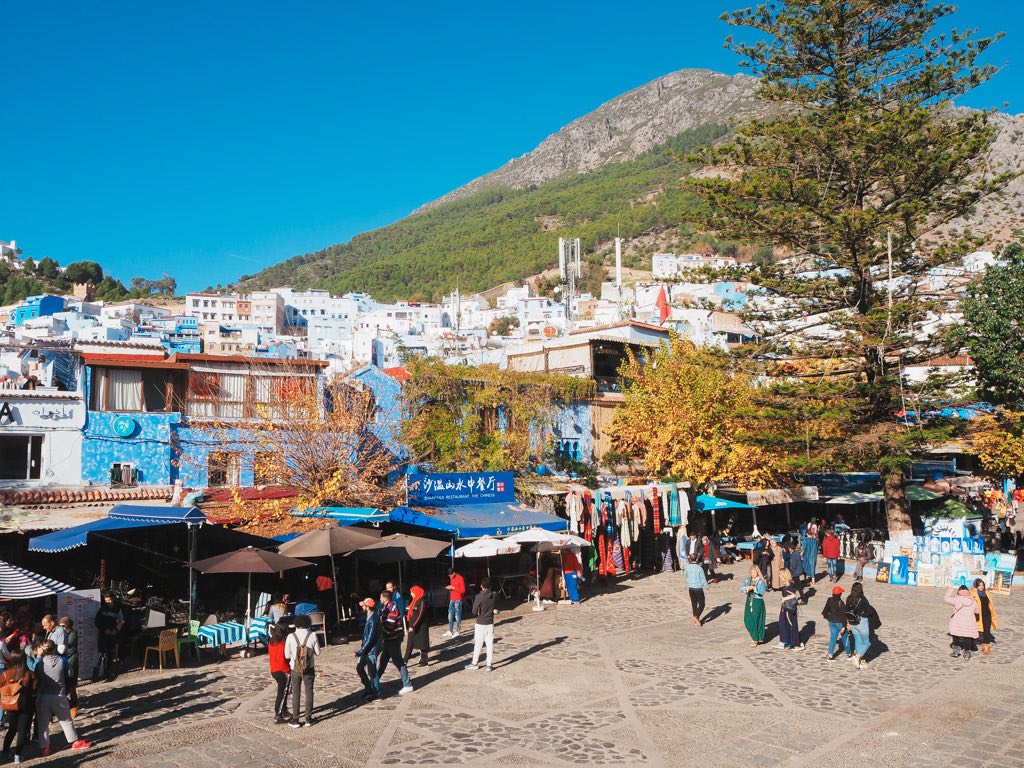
111, 463, 138, 487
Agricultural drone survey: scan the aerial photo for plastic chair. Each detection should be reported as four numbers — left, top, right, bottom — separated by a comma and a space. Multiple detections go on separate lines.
177, 620, 201, 661
254, 592, 271, 617
144, 628, 181, 670
308, 611, 328, 647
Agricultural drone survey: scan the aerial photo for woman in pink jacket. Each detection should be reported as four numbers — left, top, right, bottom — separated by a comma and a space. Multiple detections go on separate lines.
945, 585, 980, 660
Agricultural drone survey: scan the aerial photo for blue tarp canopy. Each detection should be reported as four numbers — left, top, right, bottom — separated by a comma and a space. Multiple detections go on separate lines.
389, 502, 566, 539
694, 494, 754, 511
29, 505, 206, 553
292, 507, 388, 526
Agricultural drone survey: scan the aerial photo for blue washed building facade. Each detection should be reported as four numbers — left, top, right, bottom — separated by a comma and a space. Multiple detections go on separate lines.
80, 353, 326, 488
11, 295, 66, 326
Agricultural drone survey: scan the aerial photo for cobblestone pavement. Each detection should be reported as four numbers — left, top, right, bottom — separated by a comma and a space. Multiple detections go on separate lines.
24, 561, 1024, 767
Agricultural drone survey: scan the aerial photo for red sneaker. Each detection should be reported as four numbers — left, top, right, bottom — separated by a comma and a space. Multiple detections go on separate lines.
40, 747, 51, 756
71, 740, 92, 750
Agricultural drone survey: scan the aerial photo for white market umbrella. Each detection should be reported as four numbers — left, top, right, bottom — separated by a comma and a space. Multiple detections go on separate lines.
0, 560, 75, 600
454, 536, 522, 577
506, 528, 580, 594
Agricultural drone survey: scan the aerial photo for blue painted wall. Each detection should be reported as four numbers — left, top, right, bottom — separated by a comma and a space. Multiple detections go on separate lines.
81, 410, 179, 486
12, 295, 65, 326
551, 402, 592, 463
173, 424, 260, 488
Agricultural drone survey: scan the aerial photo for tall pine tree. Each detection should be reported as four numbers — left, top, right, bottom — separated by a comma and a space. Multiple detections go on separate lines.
689, 1, 1012, 534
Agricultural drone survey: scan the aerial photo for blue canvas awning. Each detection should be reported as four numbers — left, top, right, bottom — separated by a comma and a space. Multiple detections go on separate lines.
29, 505, 206, 553
694, 494, 753, 511
292, 507, 388, 526
389, 502, 566, 539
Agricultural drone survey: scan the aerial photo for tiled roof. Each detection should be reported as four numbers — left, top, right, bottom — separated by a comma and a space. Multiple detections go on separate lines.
383, 366, 412, 382
0, 486, 174, 507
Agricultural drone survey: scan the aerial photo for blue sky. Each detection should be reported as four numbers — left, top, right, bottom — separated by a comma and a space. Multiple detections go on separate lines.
3, 1, 1021, 292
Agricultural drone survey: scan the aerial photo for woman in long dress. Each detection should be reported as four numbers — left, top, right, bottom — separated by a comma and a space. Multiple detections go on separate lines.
770, 541, 784, 591
741, 564, 767, 646
802, 519, 820, 584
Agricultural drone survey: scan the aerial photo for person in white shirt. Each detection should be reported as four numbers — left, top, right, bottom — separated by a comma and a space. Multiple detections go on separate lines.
283, 615, 321, 727
41, 615, 66, 655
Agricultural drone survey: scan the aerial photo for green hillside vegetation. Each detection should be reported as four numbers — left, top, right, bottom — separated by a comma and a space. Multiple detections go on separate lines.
0, 257, 178, 306
243, 124, 734, 302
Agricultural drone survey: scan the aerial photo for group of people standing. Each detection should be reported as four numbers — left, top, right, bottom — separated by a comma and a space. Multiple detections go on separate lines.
266, 569, 499, 726
0, 613, 89, 763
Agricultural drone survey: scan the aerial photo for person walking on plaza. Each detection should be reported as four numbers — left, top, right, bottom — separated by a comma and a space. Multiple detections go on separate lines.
701, 536, 720, 583
57, 617, 79, 718
385, 580, 407, 621
777, 568, 803, 650
685, 555, 710, 626
92, 592, 124, 681
403, 586, 430, 667
822, 528, 842, 583
465, 577, 497, 671
284, 614, 320, 727
442, 569, 466, 639
40, 616, 65, 655
267, 623, 292, 722
802, 519, 820, 584
970, 578, 998, 656
946, 584, 980, 660
844, 582, 877, 668
355, 598, 382, 700
34, 640, 90, 755
1, 652, 36, 764
561, 548, 583, 604
786, 542, 807, 603
741, 565, 767, 647
376, 591, 414, 695
822, 586, 851, 660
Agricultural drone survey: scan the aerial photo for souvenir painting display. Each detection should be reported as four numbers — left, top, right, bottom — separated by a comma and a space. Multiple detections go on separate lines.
952, 568, 971, 589
890, 556, 910, 586
907, 570, 919, 587
875, 562, 891, 583
917, 567, 935, 587
992, 569, 1014, 594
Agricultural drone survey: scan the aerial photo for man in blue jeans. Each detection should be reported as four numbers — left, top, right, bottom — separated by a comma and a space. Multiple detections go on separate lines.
354, 597, 381, 700
375, 590, 413, 695
442, 568, 465, 639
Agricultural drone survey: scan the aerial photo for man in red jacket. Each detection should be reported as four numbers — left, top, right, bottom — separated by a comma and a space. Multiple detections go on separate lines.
822, 528, 842, 583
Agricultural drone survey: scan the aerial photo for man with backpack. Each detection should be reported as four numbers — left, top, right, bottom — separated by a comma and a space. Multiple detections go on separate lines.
375, 590, 413, 696
284, 614, 320, 727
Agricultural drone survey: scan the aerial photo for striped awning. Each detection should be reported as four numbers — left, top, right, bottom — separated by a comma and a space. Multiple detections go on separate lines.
0, 560, 75, 600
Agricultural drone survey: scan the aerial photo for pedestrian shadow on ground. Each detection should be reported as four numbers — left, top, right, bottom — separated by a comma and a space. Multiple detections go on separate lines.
863, 635, 890, 663
714, 573, 736, 582
346, 635, 570, 708
799, 620, 817, 646
701, 603, 732, 625
78, 672, 237, 744
763, 621, 779, 644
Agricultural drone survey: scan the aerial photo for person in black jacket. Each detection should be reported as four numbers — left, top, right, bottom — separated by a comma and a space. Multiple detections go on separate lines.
845, 581, 877, 668
354, 598, 381, 700
821, 586, 851, 660
465, 578, 496, 672
92, 592, 124, 681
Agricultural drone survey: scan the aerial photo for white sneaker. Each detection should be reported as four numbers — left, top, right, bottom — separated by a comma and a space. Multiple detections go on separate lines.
441, 631, 453, 639
775, 642, 786, 649
399, 685, 414, 695
465, 663, 479, 670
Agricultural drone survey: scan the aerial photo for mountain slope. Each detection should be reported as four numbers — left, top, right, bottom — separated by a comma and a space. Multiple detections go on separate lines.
241, 68, 1024, 302
418, 69, 763, 212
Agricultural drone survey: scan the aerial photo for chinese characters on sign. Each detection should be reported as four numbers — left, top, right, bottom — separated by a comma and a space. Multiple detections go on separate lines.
411, 471, 515, 506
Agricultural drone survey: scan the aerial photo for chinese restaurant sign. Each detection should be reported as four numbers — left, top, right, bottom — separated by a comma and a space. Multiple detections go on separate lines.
411, 471, 515, 506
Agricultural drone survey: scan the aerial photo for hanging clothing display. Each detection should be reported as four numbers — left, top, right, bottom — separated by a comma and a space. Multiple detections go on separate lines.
566, 491, 584, 535
667, 488, 682, 527
651, 488, 662, 535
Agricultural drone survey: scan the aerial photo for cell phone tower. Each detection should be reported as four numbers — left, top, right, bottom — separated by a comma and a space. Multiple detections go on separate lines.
558, 236, 581, 326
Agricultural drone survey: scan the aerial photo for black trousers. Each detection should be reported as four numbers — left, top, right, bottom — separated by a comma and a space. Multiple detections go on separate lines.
3, 711, 31, 757
688, 588, 705, 618
271, 670, 290, 717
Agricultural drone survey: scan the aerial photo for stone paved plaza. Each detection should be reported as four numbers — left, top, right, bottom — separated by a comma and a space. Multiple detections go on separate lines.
25, 561, 1024, 767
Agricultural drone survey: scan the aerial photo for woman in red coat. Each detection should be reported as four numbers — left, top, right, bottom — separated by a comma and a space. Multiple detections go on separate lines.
403, 586, 430, 667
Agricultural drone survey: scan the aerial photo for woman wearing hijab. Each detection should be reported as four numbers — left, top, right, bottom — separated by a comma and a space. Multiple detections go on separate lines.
741, 565, 767, 647
403, 586, 430, 667
970, 578, 998, 656
945, 585, 980, 660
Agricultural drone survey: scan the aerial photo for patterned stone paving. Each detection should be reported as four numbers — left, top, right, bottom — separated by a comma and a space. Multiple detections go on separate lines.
24, 559, 1024, 767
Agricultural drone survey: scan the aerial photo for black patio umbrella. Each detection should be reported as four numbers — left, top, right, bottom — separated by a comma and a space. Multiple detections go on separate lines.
190, 546, 313, 623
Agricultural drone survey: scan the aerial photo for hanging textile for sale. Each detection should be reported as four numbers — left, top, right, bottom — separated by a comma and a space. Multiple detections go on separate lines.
612, 538, 624, 571
650, 487, 662, 535
582, 491, 594, 540
597, 491, 615, 577
566, 491, 583, 535
661, 538, 676, 573
667, 487, 682, 527
678, 490, 690, 533
589, 490, 601, 532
